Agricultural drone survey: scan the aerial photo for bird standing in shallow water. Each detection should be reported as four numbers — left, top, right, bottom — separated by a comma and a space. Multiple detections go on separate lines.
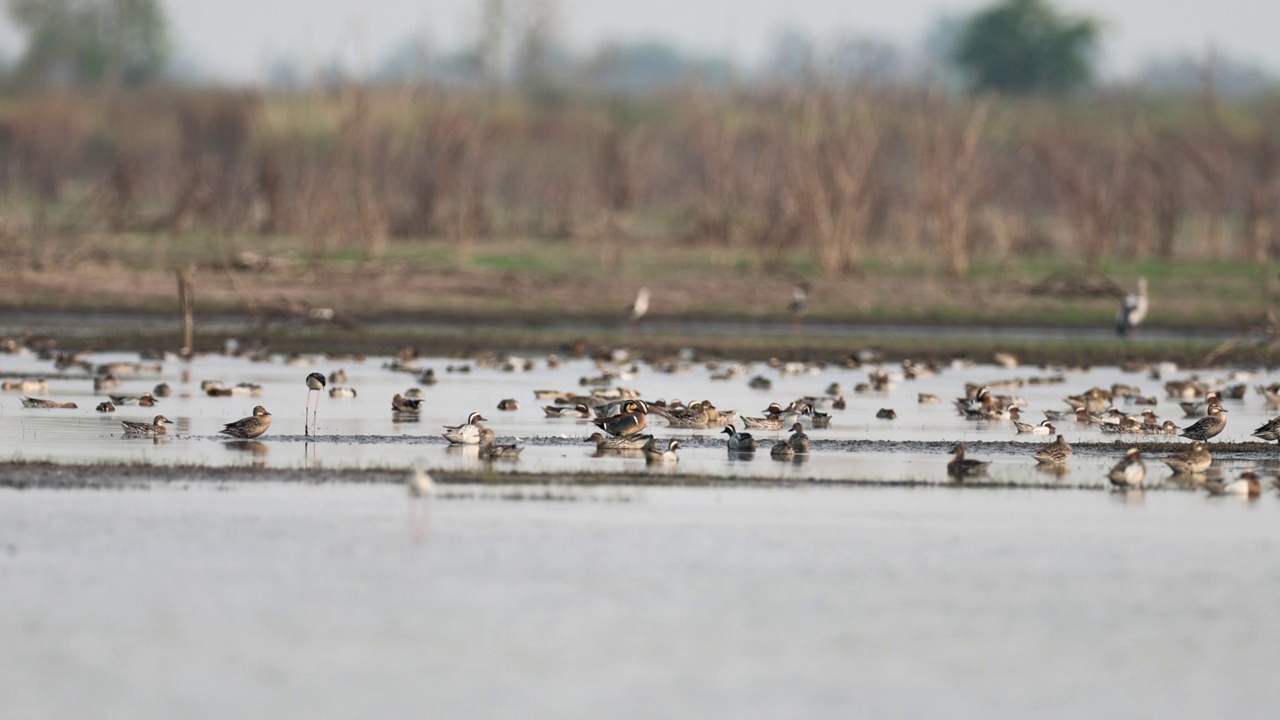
304, 372, 326, 435
1116, 277, 1148, 337
221, 406, 272, 439
627, 287, 650, 332
1180, 403, 1227, 442
789, 282, 808, 335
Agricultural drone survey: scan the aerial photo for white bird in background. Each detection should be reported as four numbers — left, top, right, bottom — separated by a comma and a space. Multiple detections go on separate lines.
789, 282, 809, 335
1116, 277, 1148, 337
628, 287, 650, 332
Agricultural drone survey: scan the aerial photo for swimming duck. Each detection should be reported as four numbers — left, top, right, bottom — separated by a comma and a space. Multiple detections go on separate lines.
443, 412, 488, 445
1205, 470, 1262, 497
543, 403, 591, 418
391, 393, 422, 413
1162, 441, 1212, 475
21, 397, 77, 409
1180, 403, 1227, 442
328, 387, 358, 398
1108, 447, 1146, 488
109, 392, 158, 407
121, 415, 173, 437
769, 440, 796, 459
1115, 276, 1148, 337
220, 406, 272, 439
643, 438, 680, 463
741, 403, 785, 431
590, 400, 648, 437
721, 425, 756, 452
947, 443, 990, 477
1014, 419, 1055, 435
785, 422, 811, 454
497, 398, 520, 411
477, 428, 523, 460
96, 401, 116, 412
1033, 434, 1073, 465
328, 368, 349, 385
585, 432, 654, 451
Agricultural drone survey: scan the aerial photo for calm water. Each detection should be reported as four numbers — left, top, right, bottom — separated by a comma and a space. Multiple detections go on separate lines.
3, 348, 1279, 483
2, 483, 1277, 718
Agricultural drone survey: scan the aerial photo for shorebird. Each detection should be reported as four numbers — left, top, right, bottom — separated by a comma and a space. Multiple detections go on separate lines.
304, 372, 326, 435
407, 466, 435, 498
721, 425, 756, 452
220, 406, 272, 439
627, 287, 650, 332
643, 438, 681, 463
789, 282, 808, 334
443, 412, 487, 445
1116, 277, 1149, 337
948, 443, 990, 478
1108, 447, 1146, 488
1180, 403, 1227, 442
121, 415, 172, 437
1162, 441, 1212, 475
1033, 434, 1073, 465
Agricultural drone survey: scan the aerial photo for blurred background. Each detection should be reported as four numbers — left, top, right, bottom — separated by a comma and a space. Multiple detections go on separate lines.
0, 0, 1277, 331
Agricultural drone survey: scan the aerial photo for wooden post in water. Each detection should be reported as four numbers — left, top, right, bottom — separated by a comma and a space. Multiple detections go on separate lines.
176, 268, 194, 359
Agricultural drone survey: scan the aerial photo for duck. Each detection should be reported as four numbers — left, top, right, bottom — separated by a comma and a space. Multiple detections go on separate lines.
1115, 276, 1149, 336
590, 400, 648, 437
96, 401, 116, 413
91, 375, 121, 393
585, 432, 654, 451
1108, 447, 1146, 488
1251, 416, 1280, 443
876, 408, 897, 420
391, 393, 422, 414
721, 425, 756, 452
443, 412, 488, 445
328, 387, 357, 398
1014, 419, 1055, 435
779, 402, 814, 427
543, 403, 591, 418
643, 438, 680, 463
20, 397, 78, 409
947, 443, 990, 477
497, 398, 520, 411
769, 440, 796, 459
1205, 470, 1262, 497
328, 368, 349, 385
121, 415, 173, 437
1033, 434, 1073, 465
1162, 441, 1212, 475
741, 403, 785, 430
220, 406, 272, 439
109, 392, 158, 407
785, 422, 811, 454
1180, 403, 1227, 442
477, 428, 523, 460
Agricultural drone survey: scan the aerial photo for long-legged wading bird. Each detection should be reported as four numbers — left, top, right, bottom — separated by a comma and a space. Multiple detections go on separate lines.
1116, 277, 1148, 337
304, 372, 326, 435
789, 282, 808, 335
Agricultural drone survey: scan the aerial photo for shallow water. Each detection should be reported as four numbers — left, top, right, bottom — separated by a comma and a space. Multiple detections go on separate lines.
1, 483, 1277, 718
2, 348, 1279, 484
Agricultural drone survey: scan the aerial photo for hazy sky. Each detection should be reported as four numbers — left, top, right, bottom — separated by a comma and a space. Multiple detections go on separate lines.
5, 1, 1276, 82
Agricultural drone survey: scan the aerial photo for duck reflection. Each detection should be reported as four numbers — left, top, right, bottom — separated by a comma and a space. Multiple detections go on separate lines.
224, 440, 269, 467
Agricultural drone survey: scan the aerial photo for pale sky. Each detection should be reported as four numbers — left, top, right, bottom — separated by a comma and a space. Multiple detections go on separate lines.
4, 1, 1276, 82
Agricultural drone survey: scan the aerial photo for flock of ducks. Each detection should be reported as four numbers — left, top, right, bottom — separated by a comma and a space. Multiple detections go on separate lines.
5, 274, 1280, 497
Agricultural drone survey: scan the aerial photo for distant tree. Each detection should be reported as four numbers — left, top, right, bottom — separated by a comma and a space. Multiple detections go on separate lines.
951, 0, 1098, 95
6, 0, 170, 89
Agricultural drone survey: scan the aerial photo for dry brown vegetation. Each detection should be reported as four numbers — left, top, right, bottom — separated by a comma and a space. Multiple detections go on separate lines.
0, 83, 1278, 325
